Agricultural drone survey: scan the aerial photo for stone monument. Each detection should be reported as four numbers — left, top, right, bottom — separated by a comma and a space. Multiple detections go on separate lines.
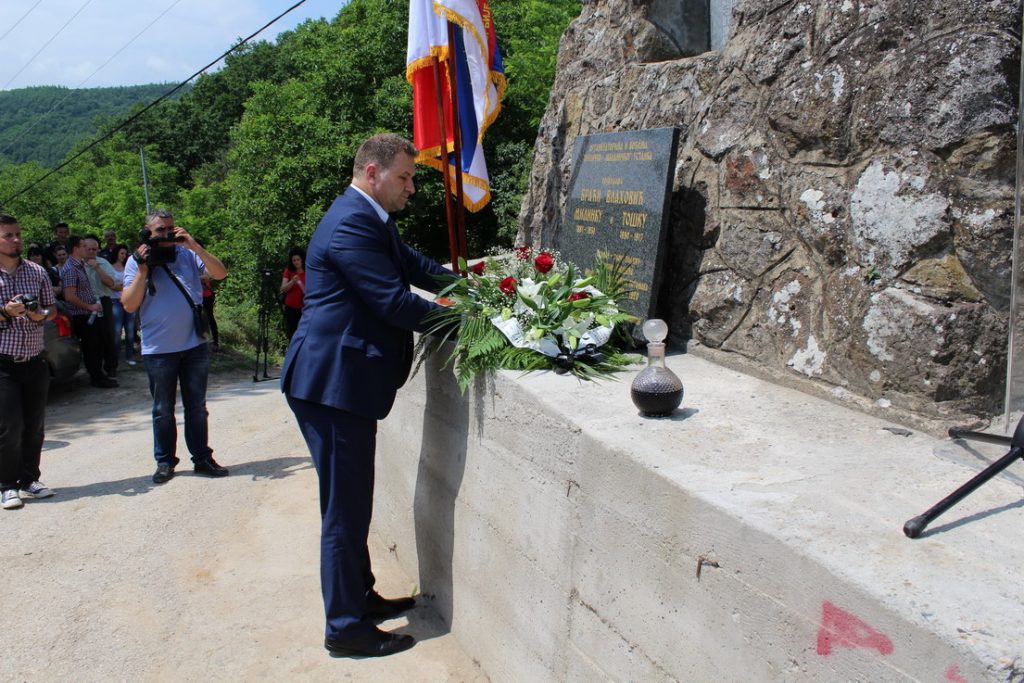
517, 0, 1017, 424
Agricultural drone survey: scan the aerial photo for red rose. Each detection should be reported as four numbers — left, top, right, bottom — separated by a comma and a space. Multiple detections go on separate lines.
469, 260, 486, 275
534, 252, 554, 273
514, 246, 530, 261
568, 291, 591, 302
499, 276, 518, 295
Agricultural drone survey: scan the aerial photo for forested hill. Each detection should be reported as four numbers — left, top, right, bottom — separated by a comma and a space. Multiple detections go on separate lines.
0, 84, 183, 167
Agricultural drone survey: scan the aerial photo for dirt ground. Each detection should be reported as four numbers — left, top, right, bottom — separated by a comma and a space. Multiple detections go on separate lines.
0, 354, 488, 682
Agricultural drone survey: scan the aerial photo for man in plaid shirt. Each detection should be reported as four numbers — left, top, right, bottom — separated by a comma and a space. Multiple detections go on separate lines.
61, 235, 117, 388
0, 214, 58, 510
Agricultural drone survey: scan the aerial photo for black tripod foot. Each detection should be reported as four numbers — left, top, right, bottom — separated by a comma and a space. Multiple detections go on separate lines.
903, 515, 928, 538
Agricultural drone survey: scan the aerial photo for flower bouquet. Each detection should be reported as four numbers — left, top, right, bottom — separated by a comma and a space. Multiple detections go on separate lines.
420, 246, 640, 392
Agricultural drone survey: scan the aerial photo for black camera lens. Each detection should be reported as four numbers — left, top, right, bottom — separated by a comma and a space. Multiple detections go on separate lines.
17, 294, 39, 311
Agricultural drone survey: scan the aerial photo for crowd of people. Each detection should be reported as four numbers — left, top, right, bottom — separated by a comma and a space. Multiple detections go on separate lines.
1, 209, 230, 512
20, 222, 228, 387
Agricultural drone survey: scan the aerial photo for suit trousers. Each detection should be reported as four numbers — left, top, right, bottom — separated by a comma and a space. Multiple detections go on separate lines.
286, 395, 378, 638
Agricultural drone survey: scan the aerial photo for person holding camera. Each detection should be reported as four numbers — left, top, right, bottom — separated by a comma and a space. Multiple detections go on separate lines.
121, 209, 229, 485
61, 235, 117, 388
0, 214, 58, 510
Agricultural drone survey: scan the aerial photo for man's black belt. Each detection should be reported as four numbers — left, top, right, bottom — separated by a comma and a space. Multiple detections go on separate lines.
0, 352, 43, 364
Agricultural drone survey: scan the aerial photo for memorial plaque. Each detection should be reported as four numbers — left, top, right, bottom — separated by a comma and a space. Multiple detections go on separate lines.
557, 127, 680, 319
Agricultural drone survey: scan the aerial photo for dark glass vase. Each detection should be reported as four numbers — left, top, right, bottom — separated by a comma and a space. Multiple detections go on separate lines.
630, 340, 683, 417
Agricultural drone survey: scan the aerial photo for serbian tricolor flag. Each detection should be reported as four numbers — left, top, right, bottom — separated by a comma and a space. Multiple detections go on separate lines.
406, 0, 506, 212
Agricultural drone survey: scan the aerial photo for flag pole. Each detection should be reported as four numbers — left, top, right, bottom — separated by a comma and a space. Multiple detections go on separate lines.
431, 54, 459, 271
446, 21, 468, 271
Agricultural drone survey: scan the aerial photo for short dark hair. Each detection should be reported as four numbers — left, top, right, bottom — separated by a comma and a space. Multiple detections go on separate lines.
27, 245, 44, 259
0, 213, 17, 225
67, 235, 84, 251
146, 208, 174, 226
353, 134, 417, 177
83, 234, 101, 245
53, 221, 69, 230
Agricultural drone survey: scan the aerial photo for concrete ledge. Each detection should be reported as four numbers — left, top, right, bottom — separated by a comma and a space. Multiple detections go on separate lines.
373, 352, 1024, 682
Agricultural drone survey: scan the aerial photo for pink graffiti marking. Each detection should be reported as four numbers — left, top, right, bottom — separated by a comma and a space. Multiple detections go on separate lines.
816, 601, 895, 656
945, 664, 968, 683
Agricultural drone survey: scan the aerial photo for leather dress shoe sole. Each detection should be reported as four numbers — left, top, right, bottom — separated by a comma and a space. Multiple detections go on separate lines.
325, 630, 415, 658
365, 594, 416, 621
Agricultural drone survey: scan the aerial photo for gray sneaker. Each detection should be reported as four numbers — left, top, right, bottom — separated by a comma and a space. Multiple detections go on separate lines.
2, 489, 23, 510
21, 481, 54, 499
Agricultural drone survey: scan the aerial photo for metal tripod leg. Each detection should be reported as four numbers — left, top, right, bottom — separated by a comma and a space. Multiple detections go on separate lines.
903, 415, 1024, 538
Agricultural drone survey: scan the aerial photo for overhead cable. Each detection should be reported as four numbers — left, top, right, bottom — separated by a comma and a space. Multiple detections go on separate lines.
0, 0, 45, 42
1, 0, 95, 91
2, 0, 308, 206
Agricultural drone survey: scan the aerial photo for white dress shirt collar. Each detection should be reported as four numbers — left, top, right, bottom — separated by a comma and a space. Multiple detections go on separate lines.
350, 184, 390, 224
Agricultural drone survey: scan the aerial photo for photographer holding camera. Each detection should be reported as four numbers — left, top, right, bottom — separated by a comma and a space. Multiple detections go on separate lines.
0, 214, 58, 510
121, 209, 229, 485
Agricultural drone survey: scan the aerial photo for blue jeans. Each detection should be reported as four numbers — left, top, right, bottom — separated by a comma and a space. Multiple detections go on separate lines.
111, 299, 136, 361
143, 343, 213, 466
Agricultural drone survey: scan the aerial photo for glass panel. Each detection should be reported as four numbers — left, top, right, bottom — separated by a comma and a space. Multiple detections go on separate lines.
1003, 12, 1024, 434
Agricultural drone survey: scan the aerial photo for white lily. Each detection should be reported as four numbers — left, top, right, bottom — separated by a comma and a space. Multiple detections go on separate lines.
554, 312, 595, 343
516, 279, 545, 306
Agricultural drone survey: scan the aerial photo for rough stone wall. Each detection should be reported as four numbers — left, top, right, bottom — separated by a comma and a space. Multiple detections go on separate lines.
517, 0, 1020, 421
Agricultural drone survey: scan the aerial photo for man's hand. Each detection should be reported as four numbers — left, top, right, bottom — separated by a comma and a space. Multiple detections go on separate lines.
133, 245, 150, 272
2, 297, 51, 321
4, 298, 25, 317
88, 302, 102, 313
174, 226, 228, 280
174, 226, 199, 251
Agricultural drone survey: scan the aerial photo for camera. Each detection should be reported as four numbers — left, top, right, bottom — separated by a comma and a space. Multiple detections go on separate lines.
136, 228, 185, 267
13, 293, 39, 312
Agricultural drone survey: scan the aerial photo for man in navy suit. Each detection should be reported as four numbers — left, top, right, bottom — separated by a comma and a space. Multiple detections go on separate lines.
281, 133, 454, 658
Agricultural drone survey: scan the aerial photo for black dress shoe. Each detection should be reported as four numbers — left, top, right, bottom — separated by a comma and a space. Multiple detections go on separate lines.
324, 628, 415, 658
194, 459, 229, 477
152, 464, 175, 484
365, 592, 416, 620
90, 377, 118, 388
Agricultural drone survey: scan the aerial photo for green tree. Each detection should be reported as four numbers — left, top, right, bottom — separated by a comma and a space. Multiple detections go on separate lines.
0, 160, 63, 242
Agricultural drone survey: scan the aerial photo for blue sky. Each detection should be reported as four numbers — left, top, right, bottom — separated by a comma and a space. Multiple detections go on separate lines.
0, 0, 349, 90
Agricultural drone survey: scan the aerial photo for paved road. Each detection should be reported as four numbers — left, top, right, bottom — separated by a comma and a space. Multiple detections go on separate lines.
0, 362, 487, 682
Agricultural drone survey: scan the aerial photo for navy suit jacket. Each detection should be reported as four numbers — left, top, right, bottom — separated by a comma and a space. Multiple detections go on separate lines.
281, 188, 454, 420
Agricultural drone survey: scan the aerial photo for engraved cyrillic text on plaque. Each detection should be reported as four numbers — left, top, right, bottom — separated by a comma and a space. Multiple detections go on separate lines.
557, 127, 680, 319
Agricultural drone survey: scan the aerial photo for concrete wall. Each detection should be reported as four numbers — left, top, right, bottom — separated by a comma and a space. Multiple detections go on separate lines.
373, 352, 1023, 682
